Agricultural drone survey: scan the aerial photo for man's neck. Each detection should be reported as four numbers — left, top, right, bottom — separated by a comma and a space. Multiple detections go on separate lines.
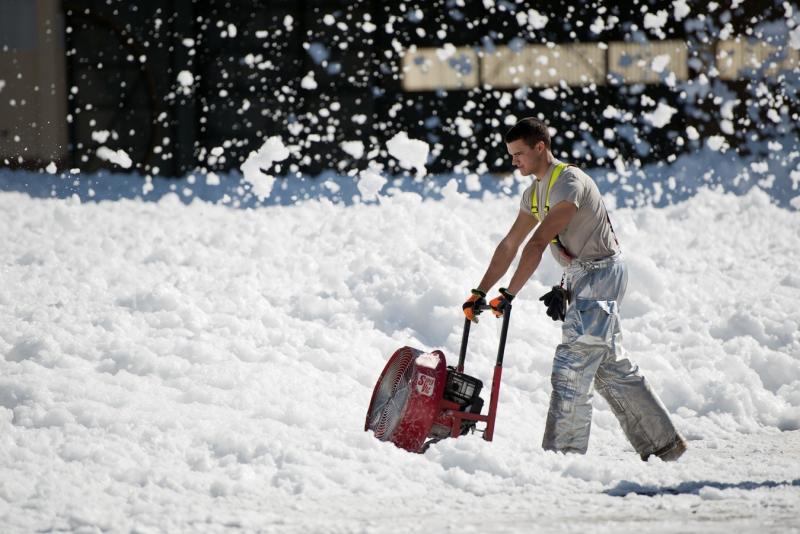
533, 152, 557, 181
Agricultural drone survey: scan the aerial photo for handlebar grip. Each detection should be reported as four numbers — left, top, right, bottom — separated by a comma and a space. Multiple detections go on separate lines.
474, 301, 511, 313
459, 300, 511, 371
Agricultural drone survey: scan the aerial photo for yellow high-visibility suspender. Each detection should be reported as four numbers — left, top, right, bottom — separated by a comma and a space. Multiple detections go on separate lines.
531, 162, 568, 218
531, 162, 569, 245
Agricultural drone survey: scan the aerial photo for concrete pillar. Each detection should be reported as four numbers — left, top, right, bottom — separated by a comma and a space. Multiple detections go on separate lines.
0, 0, 69, 167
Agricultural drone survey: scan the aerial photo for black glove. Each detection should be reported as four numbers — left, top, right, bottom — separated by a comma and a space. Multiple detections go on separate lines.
539, 286, 568, 321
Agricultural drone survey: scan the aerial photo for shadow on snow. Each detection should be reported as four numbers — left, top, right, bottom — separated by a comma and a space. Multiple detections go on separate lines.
605, 479, 800, 497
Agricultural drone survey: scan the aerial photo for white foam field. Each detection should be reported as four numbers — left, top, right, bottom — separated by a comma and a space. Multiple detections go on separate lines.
1, 181, 799, 532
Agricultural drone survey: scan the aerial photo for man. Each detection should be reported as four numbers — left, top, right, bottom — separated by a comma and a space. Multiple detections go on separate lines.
463, 117, 686, 461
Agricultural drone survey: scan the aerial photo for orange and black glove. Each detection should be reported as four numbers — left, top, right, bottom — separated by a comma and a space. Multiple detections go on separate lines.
489, 288, 515, 317
462, 288, 487, 323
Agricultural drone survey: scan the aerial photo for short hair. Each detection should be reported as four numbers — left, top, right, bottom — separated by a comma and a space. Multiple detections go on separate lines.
504, 118, 551, 149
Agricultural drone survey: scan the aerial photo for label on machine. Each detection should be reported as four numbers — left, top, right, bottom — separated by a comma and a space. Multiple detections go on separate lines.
415, 374, 436, 397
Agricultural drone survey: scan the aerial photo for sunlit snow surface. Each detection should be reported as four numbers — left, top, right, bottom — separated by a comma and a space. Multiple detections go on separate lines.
1, 176, 800, 531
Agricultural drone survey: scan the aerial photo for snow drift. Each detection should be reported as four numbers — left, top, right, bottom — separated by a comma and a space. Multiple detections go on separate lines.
0, 176, 799, 531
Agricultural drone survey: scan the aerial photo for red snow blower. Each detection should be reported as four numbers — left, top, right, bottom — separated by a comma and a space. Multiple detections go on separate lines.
364, 302, 510, 453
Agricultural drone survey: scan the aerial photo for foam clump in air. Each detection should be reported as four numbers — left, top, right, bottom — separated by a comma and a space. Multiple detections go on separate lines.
240, 136, 291, 200
644, 102, 678, 128
341, 140, 365, 159
357, 164, 387, 201
386, 132, 429, 178
96, 146, 132, 169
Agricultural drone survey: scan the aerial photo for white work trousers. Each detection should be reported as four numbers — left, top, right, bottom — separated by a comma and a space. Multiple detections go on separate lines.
541, 253, 681, 458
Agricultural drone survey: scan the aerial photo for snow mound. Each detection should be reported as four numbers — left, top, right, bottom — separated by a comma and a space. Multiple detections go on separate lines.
0, 183, 798, 531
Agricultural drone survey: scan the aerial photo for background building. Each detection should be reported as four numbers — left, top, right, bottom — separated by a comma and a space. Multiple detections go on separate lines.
1, 0, 798, 179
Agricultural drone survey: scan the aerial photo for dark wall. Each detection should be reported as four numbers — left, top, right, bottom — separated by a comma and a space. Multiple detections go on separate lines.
60, 0, 797, 177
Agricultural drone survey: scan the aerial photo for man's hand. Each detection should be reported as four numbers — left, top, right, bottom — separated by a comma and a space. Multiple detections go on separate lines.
489, 288, 515, 317
539, 286, 568, 321
463, 289, 487, 323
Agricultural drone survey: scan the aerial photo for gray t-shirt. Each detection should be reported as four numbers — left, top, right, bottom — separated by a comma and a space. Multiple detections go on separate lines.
519, 161, 619, 266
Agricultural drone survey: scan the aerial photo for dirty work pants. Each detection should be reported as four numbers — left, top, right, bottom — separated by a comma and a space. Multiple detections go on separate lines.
542, 253, 681, 457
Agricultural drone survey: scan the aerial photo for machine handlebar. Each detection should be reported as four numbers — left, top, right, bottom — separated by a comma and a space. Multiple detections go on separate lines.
457, 302, 511, 372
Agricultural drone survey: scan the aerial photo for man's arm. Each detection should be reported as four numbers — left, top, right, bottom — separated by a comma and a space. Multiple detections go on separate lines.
506, 201, 577, 295
476, 210, 537, 292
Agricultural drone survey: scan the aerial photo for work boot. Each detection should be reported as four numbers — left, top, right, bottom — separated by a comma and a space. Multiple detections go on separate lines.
642, 436, 687, 462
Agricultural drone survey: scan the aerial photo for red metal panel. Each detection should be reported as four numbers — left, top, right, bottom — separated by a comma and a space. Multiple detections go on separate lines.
391, 350, 447, 452
483, 365, 503, 441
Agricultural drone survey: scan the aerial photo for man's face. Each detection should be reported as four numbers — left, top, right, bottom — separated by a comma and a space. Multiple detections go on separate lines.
506, 139, 545, 176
